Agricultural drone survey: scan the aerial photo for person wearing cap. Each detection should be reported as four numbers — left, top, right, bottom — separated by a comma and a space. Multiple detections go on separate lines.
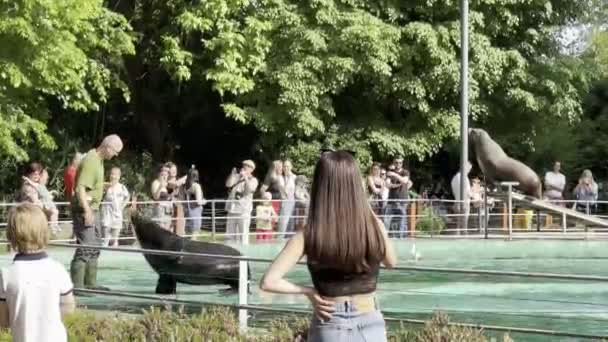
225, 160, 259, 243
70, 134, 123, 293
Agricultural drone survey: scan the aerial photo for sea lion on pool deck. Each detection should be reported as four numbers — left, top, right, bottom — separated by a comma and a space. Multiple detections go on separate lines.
469, 128, 542, 198
131, 215, 250, 294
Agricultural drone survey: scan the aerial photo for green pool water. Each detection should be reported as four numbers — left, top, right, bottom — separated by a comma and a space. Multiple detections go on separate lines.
1, 239, 607, 341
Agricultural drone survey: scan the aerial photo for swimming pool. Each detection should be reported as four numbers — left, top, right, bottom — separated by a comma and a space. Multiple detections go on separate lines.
2, 239, 607, 341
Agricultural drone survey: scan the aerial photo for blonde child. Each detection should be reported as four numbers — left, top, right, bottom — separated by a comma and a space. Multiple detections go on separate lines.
0, 203, 75, 342
255, 192, 277, 241
22, 168, 60, 235
101, 167, 130, 247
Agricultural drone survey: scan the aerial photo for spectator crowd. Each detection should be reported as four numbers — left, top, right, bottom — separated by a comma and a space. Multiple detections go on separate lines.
12, 147, 607, 242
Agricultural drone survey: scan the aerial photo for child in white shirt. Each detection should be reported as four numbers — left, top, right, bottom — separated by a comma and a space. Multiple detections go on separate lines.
0, 203, 75, 342
101, 167, 130, 247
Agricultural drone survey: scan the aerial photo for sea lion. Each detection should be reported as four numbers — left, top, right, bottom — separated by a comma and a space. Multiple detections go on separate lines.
469, 128, 542, 198
131, 215, 249, 294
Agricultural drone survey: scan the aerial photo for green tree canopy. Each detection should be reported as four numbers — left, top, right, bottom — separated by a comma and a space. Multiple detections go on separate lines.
0, 0, 134, 161
126, 0, 599, 167
1, 0, 605, 197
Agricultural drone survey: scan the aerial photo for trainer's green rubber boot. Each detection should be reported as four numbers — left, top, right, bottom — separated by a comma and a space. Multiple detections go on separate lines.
70, 259, 90, 296
84, 259, 110, 292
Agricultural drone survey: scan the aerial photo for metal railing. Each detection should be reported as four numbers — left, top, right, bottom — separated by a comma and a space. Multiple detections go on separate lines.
45, 242, 608, 339
1, 189, 608, 241
72, 288, 608, 340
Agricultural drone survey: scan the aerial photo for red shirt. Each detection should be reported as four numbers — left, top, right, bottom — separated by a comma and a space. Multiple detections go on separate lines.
63, 165, 77, 200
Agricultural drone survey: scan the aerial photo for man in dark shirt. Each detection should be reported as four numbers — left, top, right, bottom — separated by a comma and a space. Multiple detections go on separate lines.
383, 157, 412, 238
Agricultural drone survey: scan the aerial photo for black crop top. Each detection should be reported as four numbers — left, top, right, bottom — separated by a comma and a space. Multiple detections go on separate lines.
307, 261, 380, 297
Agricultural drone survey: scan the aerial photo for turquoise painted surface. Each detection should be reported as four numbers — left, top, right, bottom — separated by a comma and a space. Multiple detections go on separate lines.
2, 239, 607, 341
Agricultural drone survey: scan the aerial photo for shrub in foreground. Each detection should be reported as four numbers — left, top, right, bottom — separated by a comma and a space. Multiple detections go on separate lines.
0, 305, 513, 341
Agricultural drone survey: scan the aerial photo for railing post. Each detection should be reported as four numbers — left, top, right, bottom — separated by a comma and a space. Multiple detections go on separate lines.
238, 208, 250, 332
507, 187, 513, 240
562, 210, 567, 233
484, 177, 489, 239
500, 182, 518, 240
477, 206, 482, 234
409, 199, 416, 237
211, 201, 216, 241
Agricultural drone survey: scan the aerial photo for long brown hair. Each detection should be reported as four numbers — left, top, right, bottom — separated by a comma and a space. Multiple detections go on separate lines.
304, 151, 385, 272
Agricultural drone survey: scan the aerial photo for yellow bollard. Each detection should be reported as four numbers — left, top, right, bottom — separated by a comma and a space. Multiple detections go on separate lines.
515, 209, 534, 230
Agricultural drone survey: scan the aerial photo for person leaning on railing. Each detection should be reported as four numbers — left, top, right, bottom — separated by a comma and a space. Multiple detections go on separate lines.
573, 169, 598, 215
260, 150, 397, 342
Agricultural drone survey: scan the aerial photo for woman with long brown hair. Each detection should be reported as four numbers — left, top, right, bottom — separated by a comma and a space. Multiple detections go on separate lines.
260, 150, 397, 342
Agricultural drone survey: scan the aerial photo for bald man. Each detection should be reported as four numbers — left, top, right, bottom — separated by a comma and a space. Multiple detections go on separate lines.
70, 134, 123, 293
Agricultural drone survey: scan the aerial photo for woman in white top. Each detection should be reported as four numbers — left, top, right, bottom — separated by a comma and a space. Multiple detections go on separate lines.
151, 165, 173, 230
183, 166, 206, 237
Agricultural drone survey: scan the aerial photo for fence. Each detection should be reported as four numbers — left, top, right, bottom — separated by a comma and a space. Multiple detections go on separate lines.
1, 192, 607, 241
44, 242, 608, 340
1, 191, 608, 338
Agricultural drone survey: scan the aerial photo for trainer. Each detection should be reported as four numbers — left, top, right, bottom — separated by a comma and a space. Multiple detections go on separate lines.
70, 134, 123, 293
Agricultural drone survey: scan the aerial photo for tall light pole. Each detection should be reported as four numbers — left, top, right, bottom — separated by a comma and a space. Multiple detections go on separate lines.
459, 0, 469, 232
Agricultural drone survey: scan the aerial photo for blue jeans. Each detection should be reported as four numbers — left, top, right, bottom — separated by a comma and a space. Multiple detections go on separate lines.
308, 298, 386, 342
279, 199, 295, 238
383, 203, 408, 238
184, 206, 203, 234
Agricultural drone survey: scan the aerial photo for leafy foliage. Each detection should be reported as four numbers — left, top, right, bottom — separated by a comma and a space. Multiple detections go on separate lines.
0, 0, 606, 198
135, 0, 599, 163
0, 0, 134, 161
209, 0, 600, 159
392, 311, 514, 342
416, 205, 446, 235
0, 307, 513, 341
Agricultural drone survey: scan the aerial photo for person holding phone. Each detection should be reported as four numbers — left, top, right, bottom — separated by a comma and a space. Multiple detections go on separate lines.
225, 160, 258, 242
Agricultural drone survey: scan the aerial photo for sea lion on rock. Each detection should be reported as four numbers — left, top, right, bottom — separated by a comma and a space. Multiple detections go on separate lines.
131, 215, 249, 294
469, 128, 542, 198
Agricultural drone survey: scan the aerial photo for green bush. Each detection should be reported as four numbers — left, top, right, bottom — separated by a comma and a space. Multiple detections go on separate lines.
0, 306, 514, 341
389, 312, 514, 342
415, 206, 446, 236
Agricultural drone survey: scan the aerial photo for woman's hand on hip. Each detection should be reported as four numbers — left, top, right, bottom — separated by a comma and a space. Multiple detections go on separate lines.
306, 291, 335, 322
